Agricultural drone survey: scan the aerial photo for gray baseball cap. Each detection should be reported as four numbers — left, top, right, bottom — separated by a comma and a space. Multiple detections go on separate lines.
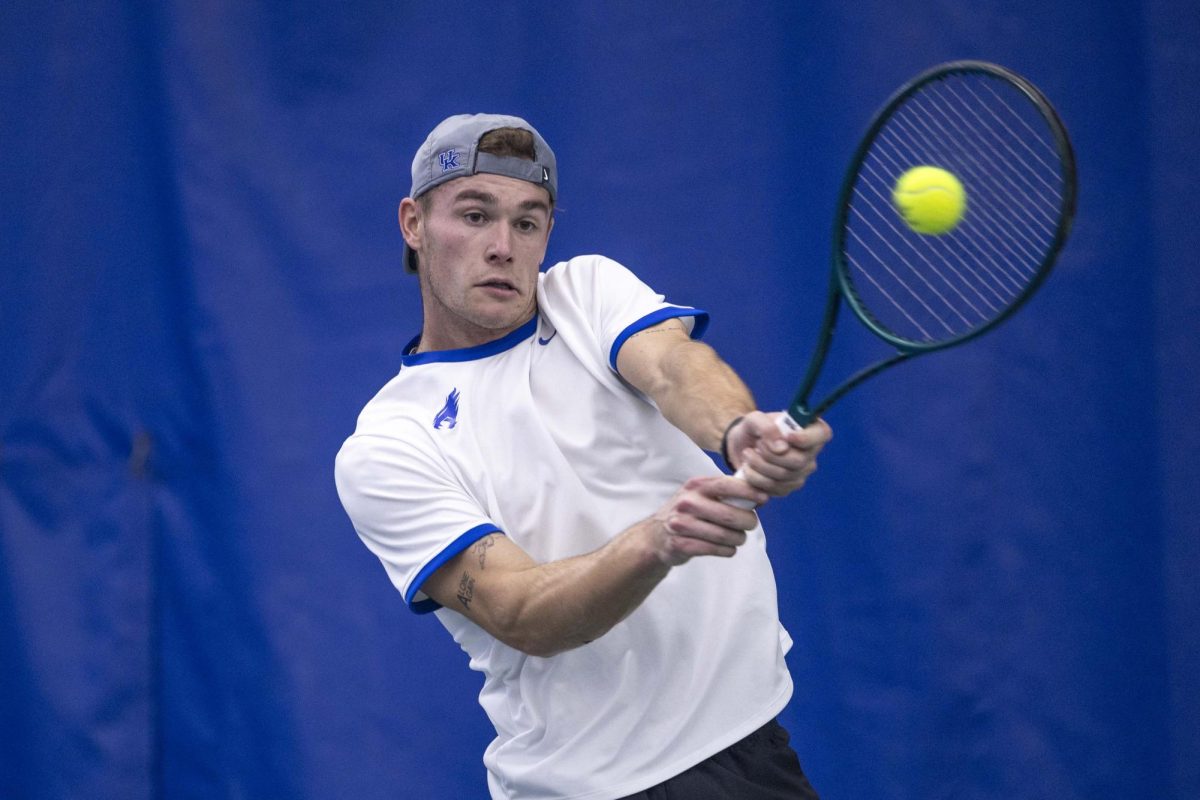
402, 113, 557, 273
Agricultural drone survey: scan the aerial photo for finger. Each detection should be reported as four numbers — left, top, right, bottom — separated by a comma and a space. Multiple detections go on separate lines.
665, 533, 739, 560
765, 435, 790, 455
749, 442, 815, 472
739, 451, 802, 482
739, 456, 812, 496
686, 492, 762, 532
676, 481, 762, 527
695, 475, 769, 508
736, 456, 780, 493
747, 414, 790, 454
785, 418, 833, 449
664, 513, 751, 549
747, 441, 820, 475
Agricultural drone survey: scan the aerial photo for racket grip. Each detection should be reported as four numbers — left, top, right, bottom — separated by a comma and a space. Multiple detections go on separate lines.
726, 413, 801, 509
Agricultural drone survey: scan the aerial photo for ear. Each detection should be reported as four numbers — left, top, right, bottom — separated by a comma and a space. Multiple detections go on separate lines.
399, 197, 422, 250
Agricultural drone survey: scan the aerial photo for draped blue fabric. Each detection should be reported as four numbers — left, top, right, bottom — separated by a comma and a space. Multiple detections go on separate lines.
2, 2, 1195, 798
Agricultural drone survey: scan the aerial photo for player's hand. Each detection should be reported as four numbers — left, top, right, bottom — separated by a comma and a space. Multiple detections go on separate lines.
726, 412, 832, 497
648, 476, 767, 566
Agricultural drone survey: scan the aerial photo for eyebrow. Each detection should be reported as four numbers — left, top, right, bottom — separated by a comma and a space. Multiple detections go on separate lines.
451, 189, 551, 215
452, 189, 498, 205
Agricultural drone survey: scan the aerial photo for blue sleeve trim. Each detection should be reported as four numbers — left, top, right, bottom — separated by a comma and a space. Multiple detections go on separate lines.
608, 307, 711, 372
405, 523, 504, 614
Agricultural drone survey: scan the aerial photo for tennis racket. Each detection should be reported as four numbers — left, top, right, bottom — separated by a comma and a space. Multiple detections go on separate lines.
733, 60, 1076, 490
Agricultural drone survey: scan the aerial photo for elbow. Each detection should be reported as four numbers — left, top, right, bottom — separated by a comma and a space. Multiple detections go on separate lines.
490, 605, 591, 658
495, 622, 583, 659
514, 639, 570, 659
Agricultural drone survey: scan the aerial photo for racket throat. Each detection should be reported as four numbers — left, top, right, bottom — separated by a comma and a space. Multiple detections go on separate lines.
786, 279, 843, 427
796, 351, 914, 425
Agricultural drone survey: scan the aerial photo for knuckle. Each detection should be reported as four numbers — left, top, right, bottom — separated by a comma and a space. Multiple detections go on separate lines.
734, 512, 759, 531
664, 532, 690, 557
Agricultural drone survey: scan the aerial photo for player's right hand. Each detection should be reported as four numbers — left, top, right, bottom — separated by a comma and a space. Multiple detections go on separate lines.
727, 412, 832, 497
648, 476, 767, 566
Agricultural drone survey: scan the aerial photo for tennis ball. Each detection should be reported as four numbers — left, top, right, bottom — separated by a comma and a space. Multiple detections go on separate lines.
892, 166, 966, 235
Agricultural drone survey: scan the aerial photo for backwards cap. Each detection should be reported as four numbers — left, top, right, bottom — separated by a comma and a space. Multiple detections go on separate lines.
403, 113, 557, 273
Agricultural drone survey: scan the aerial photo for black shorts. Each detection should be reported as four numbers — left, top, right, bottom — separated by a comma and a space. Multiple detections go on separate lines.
619, 718, 821, 799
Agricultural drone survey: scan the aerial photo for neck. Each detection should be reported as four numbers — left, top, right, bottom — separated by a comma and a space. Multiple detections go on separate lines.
415, 311, 537, 354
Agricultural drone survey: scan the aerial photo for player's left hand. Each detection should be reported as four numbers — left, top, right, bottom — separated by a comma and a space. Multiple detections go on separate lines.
725, 412, 832, 497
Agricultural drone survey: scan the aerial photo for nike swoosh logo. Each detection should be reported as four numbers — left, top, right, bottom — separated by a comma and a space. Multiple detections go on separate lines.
537, 330, 557, 346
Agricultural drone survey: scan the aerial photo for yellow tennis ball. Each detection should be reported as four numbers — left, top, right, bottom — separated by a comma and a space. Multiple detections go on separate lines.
892, 166, 966, 235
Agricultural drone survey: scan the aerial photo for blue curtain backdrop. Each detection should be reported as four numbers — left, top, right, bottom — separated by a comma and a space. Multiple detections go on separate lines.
2, 2, 1197, 798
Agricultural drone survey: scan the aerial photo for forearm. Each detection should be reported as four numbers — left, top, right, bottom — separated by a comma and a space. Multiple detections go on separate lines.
615, 320, 755, 453
425, 473, 765, 658
649, 339, 755, 453
489, 522, 670, 657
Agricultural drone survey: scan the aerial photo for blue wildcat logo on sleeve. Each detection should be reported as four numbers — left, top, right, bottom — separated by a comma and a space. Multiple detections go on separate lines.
433, 388, 461, 430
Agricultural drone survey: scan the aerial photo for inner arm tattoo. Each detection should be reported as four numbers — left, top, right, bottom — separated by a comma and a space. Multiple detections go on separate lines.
472, 535, 496, 569
456, 571, 476, 609
628, 327, 676, 341
456, 536, 494, 611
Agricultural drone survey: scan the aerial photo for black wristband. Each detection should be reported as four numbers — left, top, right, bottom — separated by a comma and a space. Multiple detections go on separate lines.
719, 415, 745, 471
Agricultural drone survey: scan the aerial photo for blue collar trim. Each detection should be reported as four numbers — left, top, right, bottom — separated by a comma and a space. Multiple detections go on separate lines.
400, 316, 539, 366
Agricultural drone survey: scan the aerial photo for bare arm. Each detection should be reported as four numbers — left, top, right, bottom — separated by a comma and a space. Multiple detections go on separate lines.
616, 318, 833, 494
420, 474, 767, 657
615, 318, 756, 452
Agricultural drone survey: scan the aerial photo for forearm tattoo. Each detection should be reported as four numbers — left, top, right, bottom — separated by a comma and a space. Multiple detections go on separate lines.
629, 327, 675, 340
457, 572, 476, 609
473, 535, 495, 569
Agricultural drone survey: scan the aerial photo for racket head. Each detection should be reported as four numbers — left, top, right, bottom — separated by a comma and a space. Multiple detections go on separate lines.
832, 61, 1077, 352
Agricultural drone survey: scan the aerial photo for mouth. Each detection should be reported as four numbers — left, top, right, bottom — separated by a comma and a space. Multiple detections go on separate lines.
477, 279, 519, 295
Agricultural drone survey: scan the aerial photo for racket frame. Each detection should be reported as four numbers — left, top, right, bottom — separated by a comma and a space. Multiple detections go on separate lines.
787, 60, 1077, 427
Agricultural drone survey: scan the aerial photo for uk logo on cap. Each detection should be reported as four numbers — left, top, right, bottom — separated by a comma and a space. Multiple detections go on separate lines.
438, 150, 461, 172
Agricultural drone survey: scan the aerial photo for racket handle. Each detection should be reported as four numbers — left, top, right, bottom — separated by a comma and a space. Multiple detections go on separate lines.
726, 413, 801, 509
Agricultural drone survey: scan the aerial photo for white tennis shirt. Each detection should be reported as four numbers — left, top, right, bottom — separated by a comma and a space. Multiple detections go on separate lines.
335, 255, 793, 799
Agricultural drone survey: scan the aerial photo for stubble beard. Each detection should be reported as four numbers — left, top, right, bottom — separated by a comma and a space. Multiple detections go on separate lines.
419, 252, 536, 347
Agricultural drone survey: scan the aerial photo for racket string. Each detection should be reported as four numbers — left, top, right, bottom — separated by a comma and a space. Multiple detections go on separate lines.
844, 248, 936, 341
844, 213, 956, 338
874, 121, 1041, 300
857, 141, 1032, 334
842, 70, 1068, 343
859, 155, 1013, 314
910, 87, 1062, 244
850, 176, 1000, 326
895, 95, 1059, 270
969, 81, 1067, 199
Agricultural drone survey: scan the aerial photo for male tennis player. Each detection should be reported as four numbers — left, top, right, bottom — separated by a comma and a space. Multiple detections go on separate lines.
335, 113, 832, 799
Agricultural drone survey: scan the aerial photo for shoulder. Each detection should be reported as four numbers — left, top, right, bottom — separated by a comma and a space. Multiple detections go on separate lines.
539, 255, 654, 311
336, 371, 440, 476
540, 254, 639, 290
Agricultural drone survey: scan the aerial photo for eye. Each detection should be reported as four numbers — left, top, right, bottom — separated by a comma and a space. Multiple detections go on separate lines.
515, 219, 539, 233
463, 211, 487, 225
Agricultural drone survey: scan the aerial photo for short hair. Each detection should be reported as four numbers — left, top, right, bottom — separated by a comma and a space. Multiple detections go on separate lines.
477, 127, 537, 161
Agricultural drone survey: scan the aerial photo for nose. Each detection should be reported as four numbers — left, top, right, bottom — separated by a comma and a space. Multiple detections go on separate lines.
486, 223, 513, 264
